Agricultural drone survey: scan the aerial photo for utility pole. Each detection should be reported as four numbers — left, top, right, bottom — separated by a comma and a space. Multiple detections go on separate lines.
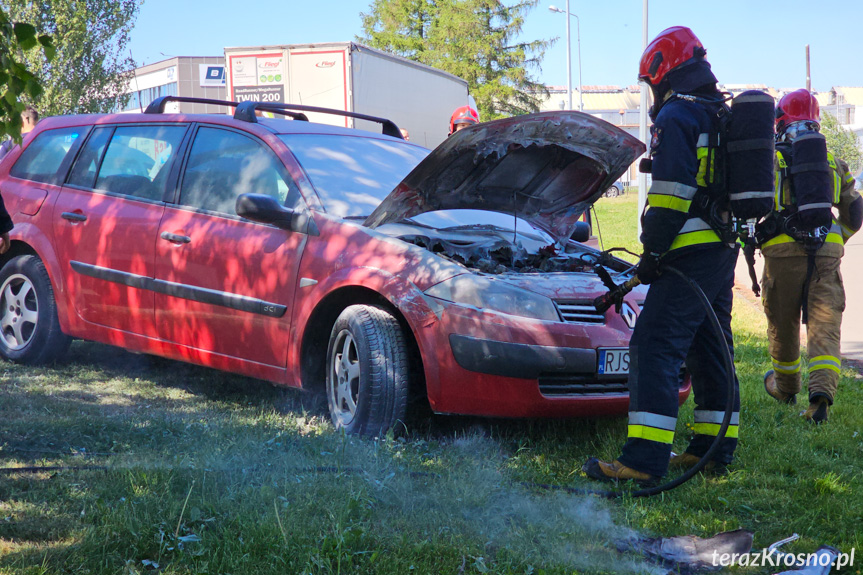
805, 45, 811, 92
637, 0, 649, 238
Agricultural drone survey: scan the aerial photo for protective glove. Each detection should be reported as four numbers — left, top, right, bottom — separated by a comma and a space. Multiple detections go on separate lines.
635, 251, 662, 285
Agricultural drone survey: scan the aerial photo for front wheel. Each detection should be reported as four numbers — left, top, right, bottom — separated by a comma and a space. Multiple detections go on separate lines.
326, 305, 409, 436
0, 255, 71, 364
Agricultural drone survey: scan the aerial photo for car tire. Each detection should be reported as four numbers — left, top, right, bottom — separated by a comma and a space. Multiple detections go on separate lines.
0, 255, 71, 364
326, 304, 409, 437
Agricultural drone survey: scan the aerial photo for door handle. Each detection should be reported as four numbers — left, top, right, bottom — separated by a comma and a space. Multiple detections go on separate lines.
160, 231, 191, 244
61, 212, 87, 222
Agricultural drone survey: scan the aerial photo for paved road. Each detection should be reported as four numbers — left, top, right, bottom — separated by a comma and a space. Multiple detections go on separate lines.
733, 231, 863, 362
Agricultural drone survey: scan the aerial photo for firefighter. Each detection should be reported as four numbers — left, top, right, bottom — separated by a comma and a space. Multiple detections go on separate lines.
448, 105, 479, 135
583, 26, 741, 483
762, 89, 863, 423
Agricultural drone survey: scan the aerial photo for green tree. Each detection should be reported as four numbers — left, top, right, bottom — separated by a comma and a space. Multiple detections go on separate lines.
0, 6, 54, 141
360, 0, 551, 120
3, 0, 139, 116
822, 112, 862, 174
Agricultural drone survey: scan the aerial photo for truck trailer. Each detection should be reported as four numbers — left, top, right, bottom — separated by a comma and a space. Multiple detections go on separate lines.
224, 42, 470, 148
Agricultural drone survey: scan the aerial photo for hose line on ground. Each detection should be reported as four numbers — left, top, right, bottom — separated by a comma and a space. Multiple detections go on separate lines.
530, 264, 737, 498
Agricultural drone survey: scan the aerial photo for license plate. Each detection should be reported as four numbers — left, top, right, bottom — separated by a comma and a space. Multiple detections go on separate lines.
598, 348, 630, 375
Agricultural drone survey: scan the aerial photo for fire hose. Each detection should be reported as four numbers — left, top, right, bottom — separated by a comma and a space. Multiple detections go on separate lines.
582, 263, 737, 498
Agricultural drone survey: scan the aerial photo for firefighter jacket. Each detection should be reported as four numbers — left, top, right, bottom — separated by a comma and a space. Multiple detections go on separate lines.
763, 151, 863, 258
641, 98, 726, 255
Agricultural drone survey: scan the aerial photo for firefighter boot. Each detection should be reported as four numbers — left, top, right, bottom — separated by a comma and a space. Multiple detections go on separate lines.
802, 397, 830, 424
764, 370, 797, 404
668, 452, 728, 476
582, 458, 659, 486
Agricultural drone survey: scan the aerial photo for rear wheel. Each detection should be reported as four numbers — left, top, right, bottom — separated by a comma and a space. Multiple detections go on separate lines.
326, 305, 409, 436
0, 255, 71, 364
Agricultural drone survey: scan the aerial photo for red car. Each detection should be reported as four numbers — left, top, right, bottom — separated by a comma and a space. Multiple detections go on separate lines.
0, 97, 688, 435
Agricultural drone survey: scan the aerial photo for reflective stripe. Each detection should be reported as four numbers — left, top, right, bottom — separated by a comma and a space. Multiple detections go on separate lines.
729, 191, 774, 201
669, 229, 722, 250
629, 411, 677, 430
679, 217, 713, 233
696, 147, 710, 187
649, 194, 691, 212
692, 423, 739, 438
809, 355, 841, 374
772, 357, 801, 374
649, 180, 698, 200
764, 231, 843, 247
696, 133, 710, 147
841, 222, 856, 241
763, 233, 795, 247
628, 425, 675, 444
797, 202, 833, 211
694, 410, 740, 425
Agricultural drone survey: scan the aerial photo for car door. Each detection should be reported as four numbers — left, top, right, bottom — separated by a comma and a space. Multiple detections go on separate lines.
53, 123, 189, 337
154, 125, 306, 368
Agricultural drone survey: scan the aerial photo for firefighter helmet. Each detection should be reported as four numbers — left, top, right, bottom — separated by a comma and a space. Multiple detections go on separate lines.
638, 26, 707, 87
449, 105, 479, 135
775, 89, 820, 134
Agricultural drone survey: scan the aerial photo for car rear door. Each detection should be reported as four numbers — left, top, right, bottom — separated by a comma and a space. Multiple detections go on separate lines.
53, 123, 189, 336
153, 125, 307, 368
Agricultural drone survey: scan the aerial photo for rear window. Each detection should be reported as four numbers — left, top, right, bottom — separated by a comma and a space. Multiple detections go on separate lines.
10, 127, 87, 184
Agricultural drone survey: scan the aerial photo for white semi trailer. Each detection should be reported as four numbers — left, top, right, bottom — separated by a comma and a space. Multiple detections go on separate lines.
224, 42, 470, 148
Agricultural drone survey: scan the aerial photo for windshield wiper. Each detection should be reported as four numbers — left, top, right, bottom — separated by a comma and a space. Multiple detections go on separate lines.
342, 215, 369, 220
439, 224, 513, 233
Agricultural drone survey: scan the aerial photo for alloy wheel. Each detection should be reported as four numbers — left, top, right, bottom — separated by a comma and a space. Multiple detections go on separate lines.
0, 274, 39, 351
328, 329, 361, 427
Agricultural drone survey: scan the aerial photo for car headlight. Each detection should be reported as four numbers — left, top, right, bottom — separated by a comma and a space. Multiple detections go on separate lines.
424, 275, 560, 321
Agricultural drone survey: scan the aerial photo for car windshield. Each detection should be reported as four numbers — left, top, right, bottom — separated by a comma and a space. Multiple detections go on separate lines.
279, 134, 429, 218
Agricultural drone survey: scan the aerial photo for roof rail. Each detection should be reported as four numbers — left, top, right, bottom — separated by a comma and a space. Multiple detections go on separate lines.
143, 96, 309, 121
234, 102, 404, 139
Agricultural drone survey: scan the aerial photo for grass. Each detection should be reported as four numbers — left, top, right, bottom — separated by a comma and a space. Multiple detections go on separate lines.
1, 193, 862, 573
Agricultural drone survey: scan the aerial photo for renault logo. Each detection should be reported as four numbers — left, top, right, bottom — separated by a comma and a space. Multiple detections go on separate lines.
620, 302, 638, 329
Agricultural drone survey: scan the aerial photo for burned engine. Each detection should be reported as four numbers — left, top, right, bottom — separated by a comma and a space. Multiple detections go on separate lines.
399, 230, 597, 275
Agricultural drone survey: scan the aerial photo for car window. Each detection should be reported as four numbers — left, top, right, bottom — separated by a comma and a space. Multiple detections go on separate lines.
180, 127, 296, 215
67, 127, 113, 189
10, 127, 87, 185
279, 134, 429, 218
94, 125, 186, 201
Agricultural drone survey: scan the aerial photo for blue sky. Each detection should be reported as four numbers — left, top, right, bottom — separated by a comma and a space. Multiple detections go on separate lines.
129, 0, 862, 92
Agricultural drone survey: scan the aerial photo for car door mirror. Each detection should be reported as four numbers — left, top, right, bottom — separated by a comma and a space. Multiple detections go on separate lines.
236, 193, 315, 234
570, 221, 591, 243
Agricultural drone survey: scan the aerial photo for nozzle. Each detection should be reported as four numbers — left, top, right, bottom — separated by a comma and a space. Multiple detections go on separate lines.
593, 277, 641, 313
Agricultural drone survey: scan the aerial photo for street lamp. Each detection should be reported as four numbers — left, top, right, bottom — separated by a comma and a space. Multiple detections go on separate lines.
549, 3, 583, 112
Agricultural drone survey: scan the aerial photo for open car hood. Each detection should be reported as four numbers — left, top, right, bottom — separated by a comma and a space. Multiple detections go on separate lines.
364, 111, 646, 243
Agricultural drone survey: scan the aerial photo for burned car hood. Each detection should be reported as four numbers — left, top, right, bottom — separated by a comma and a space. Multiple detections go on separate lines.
364, 111, 645, 243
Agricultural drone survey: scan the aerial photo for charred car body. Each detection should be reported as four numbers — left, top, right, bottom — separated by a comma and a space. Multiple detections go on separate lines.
0, 98, 689, 435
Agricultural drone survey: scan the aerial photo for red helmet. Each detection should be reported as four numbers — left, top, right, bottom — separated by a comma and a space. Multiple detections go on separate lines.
638, 26, 706, 87
449, 105, 479, 134
775, 89, 820, 133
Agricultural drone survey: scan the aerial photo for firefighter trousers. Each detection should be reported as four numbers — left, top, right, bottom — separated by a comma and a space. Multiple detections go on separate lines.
762, 255, 845, 403
618, 245, 741, 478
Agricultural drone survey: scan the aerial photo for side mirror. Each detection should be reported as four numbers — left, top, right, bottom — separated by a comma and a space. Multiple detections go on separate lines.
570, 221, 591, 243
236, 193, 314, 234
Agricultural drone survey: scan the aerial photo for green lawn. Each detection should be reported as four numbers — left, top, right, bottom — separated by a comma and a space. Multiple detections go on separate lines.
1, 196, 861, 573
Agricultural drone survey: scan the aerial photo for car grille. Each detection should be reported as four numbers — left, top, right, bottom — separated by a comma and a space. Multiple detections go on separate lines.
538, 374, 629, 396
539, 368, 689, 397
554, 300, 605, 324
